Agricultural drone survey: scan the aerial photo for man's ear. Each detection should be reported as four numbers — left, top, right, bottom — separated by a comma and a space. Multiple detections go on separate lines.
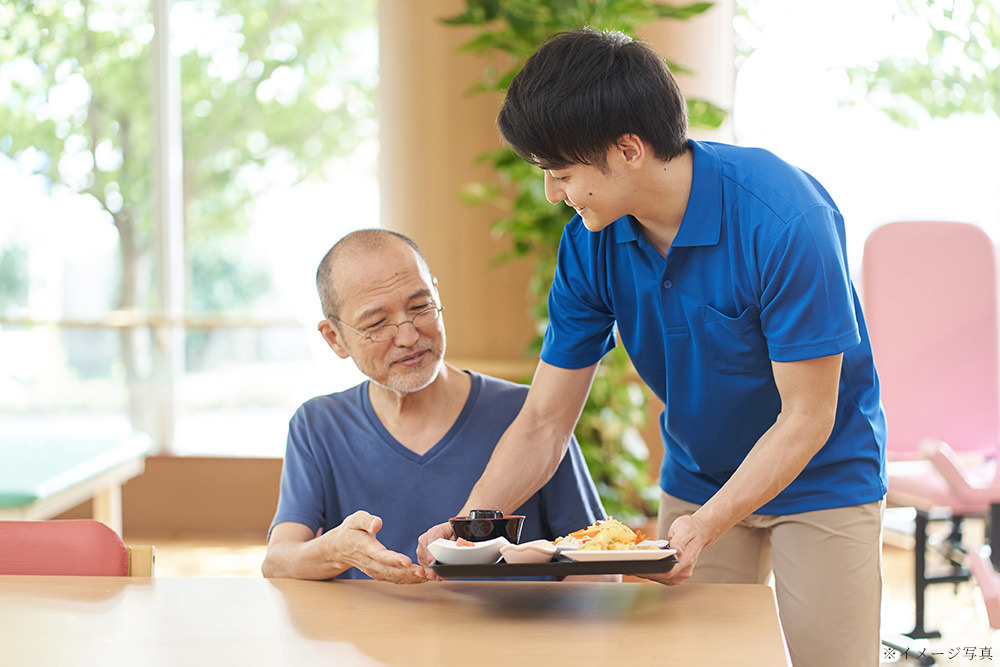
616, 134, 645, 166
318, 319, 351, 359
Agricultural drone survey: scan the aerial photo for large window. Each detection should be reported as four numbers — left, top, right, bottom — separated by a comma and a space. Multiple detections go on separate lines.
733, 0, 1000, 269
0, 0, 376, 456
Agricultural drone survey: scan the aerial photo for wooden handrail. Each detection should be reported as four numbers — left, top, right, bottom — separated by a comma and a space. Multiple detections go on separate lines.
0, 312, 311, 330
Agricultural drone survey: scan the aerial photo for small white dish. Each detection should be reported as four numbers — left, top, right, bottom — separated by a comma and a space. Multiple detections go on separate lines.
427, 536, 509, 565
561, 548, 677, 562
500, 539, 557, 564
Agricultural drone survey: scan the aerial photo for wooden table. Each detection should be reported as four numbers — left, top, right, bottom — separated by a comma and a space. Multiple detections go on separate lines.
0, 576, 789, 666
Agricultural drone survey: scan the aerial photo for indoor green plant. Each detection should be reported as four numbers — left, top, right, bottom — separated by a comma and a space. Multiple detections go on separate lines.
443, 0, 726, 522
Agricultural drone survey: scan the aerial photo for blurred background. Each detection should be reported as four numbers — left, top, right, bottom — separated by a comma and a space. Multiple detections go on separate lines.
5, 4, 1000, 659
1, 0, 997, 531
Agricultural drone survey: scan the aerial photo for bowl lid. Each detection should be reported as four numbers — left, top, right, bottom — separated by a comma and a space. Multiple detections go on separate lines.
450, 512, 525, 521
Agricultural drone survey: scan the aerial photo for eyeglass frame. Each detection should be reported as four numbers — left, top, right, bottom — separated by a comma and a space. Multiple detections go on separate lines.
328, 306, 444, 343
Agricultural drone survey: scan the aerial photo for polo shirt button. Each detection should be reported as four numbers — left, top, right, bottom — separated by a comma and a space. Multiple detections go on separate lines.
662, 279, 673, 289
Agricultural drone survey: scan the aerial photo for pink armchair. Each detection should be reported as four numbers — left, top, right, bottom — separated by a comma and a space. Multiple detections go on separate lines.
0, 519, 154, 576
863, 220, 1000, 638
920, 437, 1000, 627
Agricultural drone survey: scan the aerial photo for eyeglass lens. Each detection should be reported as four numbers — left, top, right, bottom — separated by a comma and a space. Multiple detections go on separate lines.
367, 307, 441, 342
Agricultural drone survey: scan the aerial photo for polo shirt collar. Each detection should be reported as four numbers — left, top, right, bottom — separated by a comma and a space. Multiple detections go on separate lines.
612, 140, 723, 248
674, 140, 722, 248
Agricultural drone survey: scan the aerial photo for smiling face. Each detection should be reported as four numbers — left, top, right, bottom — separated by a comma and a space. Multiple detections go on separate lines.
541, 141, 639, 232
319, 239, 446, 396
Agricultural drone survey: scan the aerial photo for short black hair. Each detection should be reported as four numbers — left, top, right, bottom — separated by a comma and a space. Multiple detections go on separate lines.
497, 28, 688, 171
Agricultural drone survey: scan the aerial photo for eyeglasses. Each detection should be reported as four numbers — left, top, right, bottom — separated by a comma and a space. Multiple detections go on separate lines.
330, 306, 444, 343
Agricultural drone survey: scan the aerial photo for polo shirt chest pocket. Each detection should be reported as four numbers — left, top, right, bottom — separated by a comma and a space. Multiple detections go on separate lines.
699, 305, 771, 374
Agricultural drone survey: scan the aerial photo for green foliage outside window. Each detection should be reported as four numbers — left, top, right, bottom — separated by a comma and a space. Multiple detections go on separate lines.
442, 0, 726, 522
0, 245, 29, 313
849, 0, 999, 126
0, 0, 375, 384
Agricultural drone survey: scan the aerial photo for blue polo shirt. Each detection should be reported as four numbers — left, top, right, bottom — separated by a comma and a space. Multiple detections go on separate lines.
542, 140, 887, 514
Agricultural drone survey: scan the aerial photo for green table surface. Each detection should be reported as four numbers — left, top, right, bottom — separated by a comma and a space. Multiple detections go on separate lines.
0, 434, 151, 508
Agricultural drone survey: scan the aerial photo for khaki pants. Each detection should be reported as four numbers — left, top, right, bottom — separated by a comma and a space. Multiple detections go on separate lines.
658, 492, 884, 667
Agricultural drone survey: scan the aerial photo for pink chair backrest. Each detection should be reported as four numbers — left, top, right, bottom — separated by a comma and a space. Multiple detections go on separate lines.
0, 519, 129, 576
862, 221, 1000, 460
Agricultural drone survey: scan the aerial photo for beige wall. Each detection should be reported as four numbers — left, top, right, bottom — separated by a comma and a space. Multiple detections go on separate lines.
379, 0, 536, 373
57, 457, 282, 540
642, 0, 736, 143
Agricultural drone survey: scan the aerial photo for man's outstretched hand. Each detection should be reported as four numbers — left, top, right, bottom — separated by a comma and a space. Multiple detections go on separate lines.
416, 520, 455, 569
337, 511, 432, 584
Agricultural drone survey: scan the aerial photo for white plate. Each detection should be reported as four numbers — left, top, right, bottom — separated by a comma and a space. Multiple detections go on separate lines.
637, 539, 670, 549
554, 538, 669, 553
561, 548, 677, 562
427, 536, 509, 565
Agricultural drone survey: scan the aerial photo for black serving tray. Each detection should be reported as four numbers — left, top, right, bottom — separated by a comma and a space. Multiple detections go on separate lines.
430, 552, 677, 579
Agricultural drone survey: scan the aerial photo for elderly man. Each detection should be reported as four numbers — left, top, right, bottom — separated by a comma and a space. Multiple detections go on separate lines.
262, 228, 606, 583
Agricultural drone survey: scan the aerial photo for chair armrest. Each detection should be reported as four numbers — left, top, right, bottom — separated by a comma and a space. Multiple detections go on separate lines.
127, 545, 155, 577
919, 438, 999, 505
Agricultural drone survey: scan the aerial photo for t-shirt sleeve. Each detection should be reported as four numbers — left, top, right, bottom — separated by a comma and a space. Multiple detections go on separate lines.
268, 410, 329, 540
541, 226, 618, 369
760, 205, 861, 362
534, 435, 608, 539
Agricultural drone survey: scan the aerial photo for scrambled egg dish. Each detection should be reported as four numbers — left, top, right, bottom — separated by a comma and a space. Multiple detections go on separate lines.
554, 518, 654, 551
